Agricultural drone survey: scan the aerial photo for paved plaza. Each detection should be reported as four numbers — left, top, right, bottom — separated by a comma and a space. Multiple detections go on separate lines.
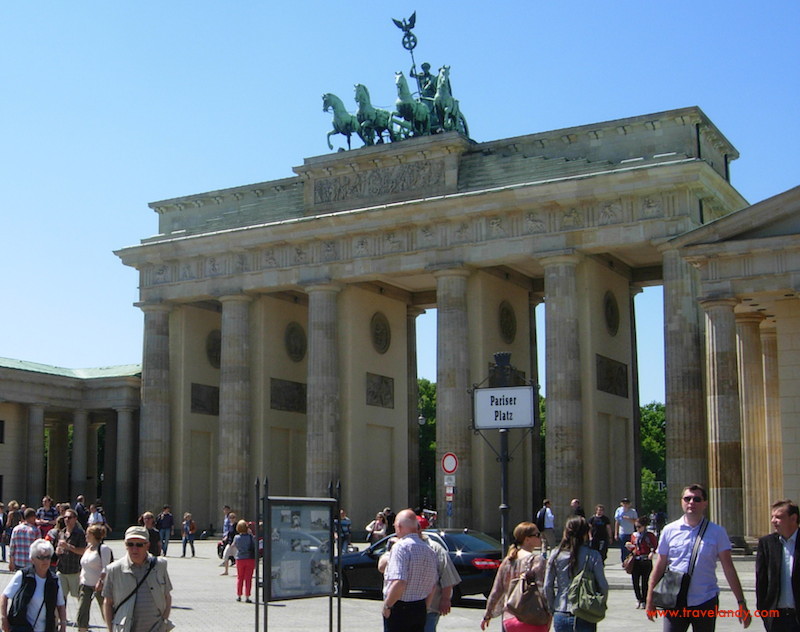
0, 539, 761, 632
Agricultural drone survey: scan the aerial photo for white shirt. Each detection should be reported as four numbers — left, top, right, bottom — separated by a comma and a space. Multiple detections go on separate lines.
2, 570, 66, 632
657, 516, 731, 607
778, 529, 798, 608
544, 507, 554, 529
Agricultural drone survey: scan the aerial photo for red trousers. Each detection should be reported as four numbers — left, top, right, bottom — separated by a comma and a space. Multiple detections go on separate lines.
236, 557, 255, 597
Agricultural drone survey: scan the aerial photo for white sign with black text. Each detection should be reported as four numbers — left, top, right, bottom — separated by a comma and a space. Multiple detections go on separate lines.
473, 385, 535, 430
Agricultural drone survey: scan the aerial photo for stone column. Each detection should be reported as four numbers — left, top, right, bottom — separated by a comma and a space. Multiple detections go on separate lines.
662, 249, 707, 515
71, 409, 89, 498
528, 293, 544, 508
761, 327, 783, 503
28, 405, 45, 500
701, 298, 744, 541
115, 408, 136, 526
218, 295, 253, 514
736, 313, 768, 538
305, 284, 341, 497
48, 422, 70, 500
629, 286, 643, 511
138, 302, 172, 512
87, 422, 100, 501
541, 254, 582, 515
103, 415, 118, 525
434, 269, 472, 527
407, 307, 425, 508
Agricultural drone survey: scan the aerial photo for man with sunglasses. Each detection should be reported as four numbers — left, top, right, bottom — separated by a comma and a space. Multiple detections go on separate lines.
103, 526, 172, 632
55, 509, 87, 624
646, 484, 751, 631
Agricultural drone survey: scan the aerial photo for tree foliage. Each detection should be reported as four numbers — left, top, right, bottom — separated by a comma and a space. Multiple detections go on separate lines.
418, 378, 437, 507
640, 401, 666, 482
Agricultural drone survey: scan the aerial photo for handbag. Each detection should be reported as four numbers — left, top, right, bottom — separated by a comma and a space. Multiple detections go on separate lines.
652, 518, 708, 609
622, 552, 635, 574
567, 551, 607, 623
505, 556, 550, 626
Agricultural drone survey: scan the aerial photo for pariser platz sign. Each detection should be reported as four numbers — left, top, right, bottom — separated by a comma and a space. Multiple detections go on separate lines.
473, 385, 535, 430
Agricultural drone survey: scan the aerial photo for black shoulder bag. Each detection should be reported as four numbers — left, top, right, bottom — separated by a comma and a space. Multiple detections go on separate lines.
113, 558, 157, 614
652, 518, 709, 609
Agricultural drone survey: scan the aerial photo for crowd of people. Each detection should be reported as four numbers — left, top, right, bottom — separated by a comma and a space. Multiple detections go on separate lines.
1, 488, 797, 632
0, 495, 176, 632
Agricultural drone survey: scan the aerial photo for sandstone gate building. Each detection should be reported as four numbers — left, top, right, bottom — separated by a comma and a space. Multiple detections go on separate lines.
3, 106, 797, 542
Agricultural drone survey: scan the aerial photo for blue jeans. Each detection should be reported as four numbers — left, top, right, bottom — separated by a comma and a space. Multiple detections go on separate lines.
159, 528, 171, 554
424, 612, 439, 632
553, 612, 597, 632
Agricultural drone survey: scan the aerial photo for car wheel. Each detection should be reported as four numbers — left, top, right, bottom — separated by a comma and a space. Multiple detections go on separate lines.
451, 586, 463, 606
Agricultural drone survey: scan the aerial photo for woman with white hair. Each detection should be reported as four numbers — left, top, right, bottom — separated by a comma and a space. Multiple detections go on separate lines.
0, 538, 67, 632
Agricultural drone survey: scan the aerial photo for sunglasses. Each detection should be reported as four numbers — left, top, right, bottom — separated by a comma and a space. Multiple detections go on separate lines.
34, 555, 51, 560
683, 496, 704, 503
125, 541, 146, 548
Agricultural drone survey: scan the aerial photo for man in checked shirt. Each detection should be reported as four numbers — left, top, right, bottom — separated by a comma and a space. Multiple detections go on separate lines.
382, 509, 438, 632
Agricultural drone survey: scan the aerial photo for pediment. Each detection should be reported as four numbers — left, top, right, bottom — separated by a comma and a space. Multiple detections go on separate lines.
673, 185, 800, 248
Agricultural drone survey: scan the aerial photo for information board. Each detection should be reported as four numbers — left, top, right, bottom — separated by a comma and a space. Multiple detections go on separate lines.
267, 499, 335, 600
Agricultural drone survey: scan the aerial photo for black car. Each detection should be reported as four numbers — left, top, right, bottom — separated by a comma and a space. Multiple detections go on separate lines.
339, 529, 502, 603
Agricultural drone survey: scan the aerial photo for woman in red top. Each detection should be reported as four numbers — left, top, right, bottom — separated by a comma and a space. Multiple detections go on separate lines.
625, 517, 658, 609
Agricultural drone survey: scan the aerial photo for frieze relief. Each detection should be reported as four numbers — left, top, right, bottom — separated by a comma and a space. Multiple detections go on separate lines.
140, 193, 673, 288
313, 159, 445, 205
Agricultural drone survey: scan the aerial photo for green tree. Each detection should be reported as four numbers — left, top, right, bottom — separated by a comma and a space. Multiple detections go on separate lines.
418, 378, 437, 507
640, 401, 666, 512
640, 401, 666, 482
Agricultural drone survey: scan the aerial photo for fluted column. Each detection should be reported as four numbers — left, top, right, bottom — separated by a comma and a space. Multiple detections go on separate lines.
87, 422, 100, 501
434, 269, 472, 527
541, 254, 582, 516
27, 405, 45, 500
630, 286, 643, 511
71, 409, 89, 498
407, 306, 425, 508
305, 284, 341, 497
761, 327, 782, 503
103, 416, 118, 524
528, 293, 544, 508
218, 295, 253, 514
115, 408, 136, 526
48, 422, 70, 499
702, 298, 744, 541
663, 249, 707, 516
736, 313, 768, 538
138, 302, 172, 512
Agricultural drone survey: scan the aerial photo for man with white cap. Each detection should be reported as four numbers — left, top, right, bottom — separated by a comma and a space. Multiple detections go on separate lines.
102, 526, 172, 632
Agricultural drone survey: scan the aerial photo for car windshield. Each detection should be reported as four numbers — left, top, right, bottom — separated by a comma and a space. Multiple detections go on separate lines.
436, 531, 501, 552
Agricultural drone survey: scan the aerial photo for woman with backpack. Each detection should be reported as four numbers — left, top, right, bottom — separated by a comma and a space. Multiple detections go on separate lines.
544, 516, 608, 632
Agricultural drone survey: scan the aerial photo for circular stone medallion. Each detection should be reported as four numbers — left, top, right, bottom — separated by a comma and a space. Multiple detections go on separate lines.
285, 322, 307, 362
206, 329, 221, 368
604, 291, 620, 337
370, 312, 391, 354
499, 301, 517, 344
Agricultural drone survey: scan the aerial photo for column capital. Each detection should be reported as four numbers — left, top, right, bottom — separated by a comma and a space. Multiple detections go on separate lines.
735, 311, 765, 326
431, 267, 471, 280
219, 293, 253, 305
114, 406, 136, 414
699, 297, 739, 311
135, 301, 172, 314
407, 306, 426, 318
539, 250, 582, 268
303, 280, 342, 294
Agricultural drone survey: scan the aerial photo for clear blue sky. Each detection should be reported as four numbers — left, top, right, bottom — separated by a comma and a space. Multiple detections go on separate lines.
2, 3, 797, 406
